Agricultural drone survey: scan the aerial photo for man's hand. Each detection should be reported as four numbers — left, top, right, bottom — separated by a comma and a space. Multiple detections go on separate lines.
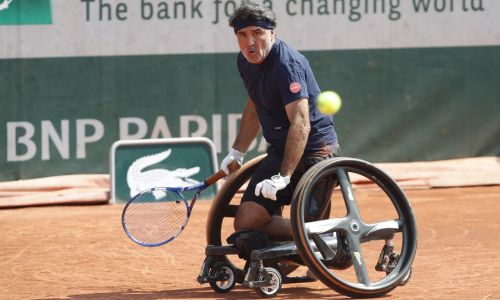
220, 148, 245, 174
255, 174, 291, 201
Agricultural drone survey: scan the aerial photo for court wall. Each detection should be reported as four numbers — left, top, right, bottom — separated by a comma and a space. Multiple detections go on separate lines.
1, 0, 499, 180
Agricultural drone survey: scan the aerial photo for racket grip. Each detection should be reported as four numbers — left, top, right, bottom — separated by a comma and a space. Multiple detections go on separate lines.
205, 161, 240, 186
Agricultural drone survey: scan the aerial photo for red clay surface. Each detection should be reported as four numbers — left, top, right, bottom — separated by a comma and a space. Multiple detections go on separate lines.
1, 186, 500, 300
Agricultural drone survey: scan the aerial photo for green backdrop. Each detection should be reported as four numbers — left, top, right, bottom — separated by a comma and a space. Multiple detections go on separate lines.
1, 45, 499, 181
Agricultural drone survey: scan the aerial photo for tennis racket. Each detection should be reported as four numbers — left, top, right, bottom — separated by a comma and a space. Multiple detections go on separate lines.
122, 161, 240, 247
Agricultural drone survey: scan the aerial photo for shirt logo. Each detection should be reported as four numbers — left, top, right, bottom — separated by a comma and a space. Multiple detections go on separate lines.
289, 82, 301, 94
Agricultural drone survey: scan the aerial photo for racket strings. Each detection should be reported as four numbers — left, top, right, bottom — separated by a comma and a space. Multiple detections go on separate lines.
123, 189, 188, 246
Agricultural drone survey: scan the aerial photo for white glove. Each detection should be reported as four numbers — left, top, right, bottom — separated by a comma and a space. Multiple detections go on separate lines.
255, 173, 291, 201
220, 148, 245, 174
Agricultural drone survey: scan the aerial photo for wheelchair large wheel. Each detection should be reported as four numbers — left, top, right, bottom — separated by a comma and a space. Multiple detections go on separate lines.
290, 157, 417, 298
205, 155, 266, 283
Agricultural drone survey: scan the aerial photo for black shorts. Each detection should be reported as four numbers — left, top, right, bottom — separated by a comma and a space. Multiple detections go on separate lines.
241, 143, 341, 216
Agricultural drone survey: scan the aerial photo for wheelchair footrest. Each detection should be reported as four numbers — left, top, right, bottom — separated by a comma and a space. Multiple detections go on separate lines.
250, 241, 299, 261
205, 245, 240, 256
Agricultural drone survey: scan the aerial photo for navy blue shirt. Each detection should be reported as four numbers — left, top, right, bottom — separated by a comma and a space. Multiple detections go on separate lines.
237, 39, 338, 152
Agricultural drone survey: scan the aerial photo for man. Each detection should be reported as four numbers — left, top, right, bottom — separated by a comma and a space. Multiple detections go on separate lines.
220, 2, 340, 243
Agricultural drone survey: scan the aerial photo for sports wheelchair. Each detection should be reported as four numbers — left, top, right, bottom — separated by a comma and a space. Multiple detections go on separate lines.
197, 155, 417, 298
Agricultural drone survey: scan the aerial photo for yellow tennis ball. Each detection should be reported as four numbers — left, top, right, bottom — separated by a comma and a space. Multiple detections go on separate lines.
317, 91, 342, 115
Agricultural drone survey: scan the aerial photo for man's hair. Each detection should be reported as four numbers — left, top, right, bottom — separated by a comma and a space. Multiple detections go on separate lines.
229, 2, 277, 30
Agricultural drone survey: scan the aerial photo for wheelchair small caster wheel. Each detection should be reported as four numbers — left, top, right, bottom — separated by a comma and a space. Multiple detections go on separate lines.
256, 267, 282, 298
208, 262, 236, 293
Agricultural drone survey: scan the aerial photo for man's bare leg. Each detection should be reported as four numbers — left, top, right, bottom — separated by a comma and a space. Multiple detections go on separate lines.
234, 201, 292, 241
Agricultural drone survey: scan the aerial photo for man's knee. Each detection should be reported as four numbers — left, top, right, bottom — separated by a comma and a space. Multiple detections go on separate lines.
234, 201, 272, 231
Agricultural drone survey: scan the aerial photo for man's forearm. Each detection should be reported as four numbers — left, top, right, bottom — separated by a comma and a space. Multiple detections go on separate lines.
281, 99, 310, 177
233, 99, 261, 153
281, 120, 309, 177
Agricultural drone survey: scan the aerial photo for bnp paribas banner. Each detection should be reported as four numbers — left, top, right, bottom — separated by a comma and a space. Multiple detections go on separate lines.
1, 0, 499, 181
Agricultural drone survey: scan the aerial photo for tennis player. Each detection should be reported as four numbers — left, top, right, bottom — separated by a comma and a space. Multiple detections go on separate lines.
220, 2, 341, 243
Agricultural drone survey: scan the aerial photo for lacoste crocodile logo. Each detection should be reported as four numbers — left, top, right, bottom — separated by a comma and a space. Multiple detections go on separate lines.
127, 149, 201, 197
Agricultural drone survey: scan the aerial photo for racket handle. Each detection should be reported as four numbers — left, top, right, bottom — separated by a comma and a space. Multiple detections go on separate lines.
204, 161, 240, 186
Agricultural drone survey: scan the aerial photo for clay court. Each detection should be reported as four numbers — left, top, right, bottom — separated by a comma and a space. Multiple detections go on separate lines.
1, 184, 500, 300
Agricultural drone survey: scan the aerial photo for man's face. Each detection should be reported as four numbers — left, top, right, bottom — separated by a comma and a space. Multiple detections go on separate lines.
236, 26, 275, 64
